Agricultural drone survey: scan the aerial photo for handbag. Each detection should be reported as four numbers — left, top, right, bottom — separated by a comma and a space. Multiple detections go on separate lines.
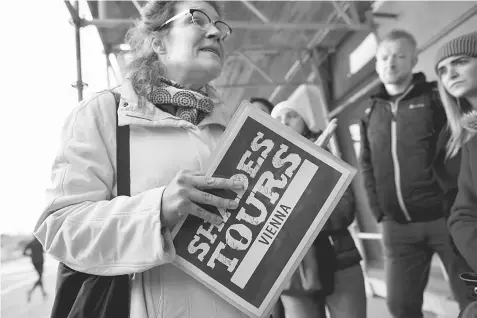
50, 91, 131, 318
281, 234, 336, 297
282, 247, 321, 295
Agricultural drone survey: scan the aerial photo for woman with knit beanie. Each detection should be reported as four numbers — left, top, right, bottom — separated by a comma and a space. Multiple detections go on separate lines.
435, 31, 477, 314
271, 99, 366, 318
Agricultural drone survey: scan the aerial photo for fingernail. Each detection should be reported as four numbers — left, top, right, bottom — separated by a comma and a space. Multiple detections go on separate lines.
230, 200, 238, 208
215, 216, 223, 224
234, 181, 245, 189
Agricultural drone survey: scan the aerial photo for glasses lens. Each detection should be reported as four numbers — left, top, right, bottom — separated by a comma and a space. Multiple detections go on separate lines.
215, 22, 231, 41
191, 11, 210, 29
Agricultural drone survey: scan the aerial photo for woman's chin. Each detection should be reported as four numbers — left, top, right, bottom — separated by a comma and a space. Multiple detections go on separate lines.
199, 62, 223, 82
449, 87, 469, 99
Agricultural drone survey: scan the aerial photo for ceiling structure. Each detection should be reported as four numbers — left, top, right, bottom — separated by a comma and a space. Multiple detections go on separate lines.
66, 1, 378, 108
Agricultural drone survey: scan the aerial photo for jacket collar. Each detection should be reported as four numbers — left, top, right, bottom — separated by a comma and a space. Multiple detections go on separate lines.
372, 72, 433, 101
116, 79, 231, 129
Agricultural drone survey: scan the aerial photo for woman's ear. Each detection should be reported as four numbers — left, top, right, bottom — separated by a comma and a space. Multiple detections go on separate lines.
152, 38, 167, 55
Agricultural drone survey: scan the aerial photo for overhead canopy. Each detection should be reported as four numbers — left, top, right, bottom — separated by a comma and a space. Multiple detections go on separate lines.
67, 1, 376, 108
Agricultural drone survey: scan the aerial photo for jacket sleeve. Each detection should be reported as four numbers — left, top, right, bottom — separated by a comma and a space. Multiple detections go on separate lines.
430, 82, 448, 134
433, 127, 461, 216
448, 143, 477, 272
358, 118, 384, 222
33, 93, 175, 276
322, 186, 356, 233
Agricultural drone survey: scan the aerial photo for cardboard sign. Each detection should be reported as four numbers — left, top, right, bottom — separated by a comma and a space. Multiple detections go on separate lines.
171, 101, 357, 318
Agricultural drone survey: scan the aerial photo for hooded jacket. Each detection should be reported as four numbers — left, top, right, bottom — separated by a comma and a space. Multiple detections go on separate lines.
359, 73, 447, 223
33, 81, 246, 318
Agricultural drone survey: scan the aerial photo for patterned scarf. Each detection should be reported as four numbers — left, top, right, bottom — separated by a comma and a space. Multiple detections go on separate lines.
147, 78, 215, 125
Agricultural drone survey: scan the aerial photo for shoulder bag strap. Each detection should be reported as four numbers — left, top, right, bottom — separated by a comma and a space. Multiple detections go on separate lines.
112, 92, 131, 196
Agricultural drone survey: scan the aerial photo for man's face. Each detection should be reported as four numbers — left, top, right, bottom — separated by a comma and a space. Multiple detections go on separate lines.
375, 39, 417, 85
251, 101, 271, 114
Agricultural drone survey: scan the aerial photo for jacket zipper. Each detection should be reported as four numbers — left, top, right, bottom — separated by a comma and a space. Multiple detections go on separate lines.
390, 85, 414, 222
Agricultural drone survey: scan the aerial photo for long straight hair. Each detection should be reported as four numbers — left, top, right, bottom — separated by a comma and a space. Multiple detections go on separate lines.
438, 82, 477, 158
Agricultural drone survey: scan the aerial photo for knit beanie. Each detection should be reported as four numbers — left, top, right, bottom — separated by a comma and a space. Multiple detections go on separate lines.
271, 85, 323, 133
435, 32, 477, 72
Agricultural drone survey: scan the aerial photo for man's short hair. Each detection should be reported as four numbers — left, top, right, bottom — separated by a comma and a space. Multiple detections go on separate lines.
380, 29, 418, 52
249, 97, 274, 114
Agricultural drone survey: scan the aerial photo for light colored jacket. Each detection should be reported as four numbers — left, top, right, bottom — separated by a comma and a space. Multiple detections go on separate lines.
34, 81, 247, 318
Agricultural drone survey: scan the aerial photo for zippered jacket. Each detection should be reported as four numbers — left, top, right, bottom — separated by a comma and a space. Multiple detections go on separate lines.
33, 82, 247, 318
359, 73, 447, 223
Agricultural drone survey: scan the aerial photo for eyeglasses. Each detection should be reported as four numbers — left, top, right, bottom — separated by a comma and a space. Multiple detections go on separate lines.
157, 9, 232, 42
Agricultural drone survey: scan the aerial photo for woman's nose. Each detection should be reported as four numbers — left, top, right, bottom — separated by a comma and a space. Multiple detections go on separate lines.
448, 66, 459, 79
386, 59, 396, 68
205, 23, 222, 39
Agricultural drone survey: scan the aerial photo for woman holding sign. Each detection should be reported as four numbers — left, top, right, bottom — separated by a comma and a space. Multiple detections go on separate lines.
272, 100, 366, 318
33, 1, 252, 317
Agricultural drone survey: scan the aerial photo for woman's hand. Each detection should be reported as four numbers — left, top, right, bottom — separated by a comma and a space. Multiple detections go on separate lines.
161, 170, 244, 228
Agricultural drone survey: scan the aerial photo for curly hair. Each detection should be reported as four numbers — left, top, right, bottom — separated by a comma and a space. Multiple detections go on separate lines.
123, 1, 223, 99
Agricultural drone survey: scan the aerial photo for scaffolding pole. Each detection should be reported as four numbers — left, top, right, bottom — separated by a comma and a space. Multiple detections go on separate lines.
65, 0, 86, 101
74, 1, 84, 101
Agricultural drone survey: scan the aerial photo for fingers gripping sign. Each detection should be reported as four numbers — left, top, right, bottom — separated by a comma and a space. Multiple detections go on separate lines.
161, 170, 245, 228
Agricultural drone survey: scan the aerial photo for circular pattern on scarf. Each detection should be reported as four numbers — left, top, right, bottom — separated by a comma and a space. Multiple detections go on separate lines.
148, 87, 172, 105
148, 82, 215, 126
198, 98, 214, 113
172, 91, 197, 108
176, 107, 198, 124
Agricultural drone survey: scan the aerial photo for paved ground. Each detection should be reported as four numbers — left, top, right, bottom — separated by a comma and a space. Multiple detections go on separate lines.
1, 256, 57, 318
0, 256, 438, 318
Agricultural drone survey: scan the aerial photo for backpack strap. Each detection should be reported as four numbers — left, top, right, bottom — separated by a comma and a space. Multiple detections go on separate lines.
112, 91, 131, 197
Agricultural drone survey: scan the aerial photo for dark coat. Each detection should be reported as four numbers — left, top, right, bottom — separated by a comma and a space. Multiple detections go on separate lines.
359, 73, 447, 223
448, 134, 477, 272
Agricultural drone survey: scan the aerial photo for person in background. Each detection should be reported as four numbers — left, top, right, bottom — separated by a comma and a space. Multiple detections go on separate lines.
33, 1, 249, 317
272, 100, 366, 318
23, 236, 47, 302
249, 97, 274, 114
435, 32, 477, 312
359, 29, 471, 317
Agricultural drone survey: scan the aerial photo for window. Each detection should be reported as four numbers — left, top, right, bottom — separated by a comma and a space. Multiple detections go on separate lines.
349, 33, 378, 76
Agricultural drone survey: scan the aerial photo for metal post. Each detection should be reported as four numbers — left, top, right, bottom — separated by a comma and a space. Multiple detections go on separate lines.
105, 51, 111, 89
74, 0, 84, 101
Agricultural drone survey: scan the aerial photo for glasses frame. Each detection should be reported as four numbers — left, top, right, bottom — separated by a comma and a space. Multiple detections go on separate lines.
156, 9, 232, 42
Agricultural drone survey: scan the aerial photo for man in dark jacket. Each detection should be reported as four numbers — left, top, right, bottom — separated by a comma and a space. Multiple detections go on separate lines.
359, 30, 471, 317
